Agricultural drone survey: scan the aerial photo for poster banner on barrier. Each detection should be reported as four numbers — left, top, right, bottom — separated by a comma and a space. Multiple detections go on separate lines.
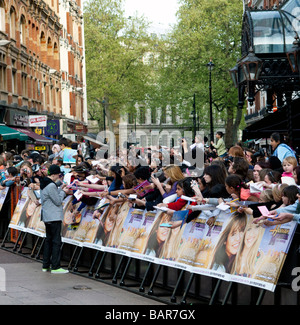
188, 210, 249, 281
230, 219, 297, 291
25, 189, 45, 237
8, 188, 46, 236
7, 187, 298, 292
9, 187, 30, 231
0, 187, 9, 212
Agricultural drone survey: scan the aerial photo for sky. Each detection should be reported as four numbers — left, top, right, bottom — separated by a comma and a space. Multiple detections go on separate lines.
123, 0, 180, 35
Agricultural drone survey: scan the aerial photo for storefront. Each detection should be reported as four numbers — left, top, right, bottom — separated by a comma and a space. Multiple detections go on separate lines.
10, 127, 54, 153
0, 124, 29, 153
3, 108, 56, 153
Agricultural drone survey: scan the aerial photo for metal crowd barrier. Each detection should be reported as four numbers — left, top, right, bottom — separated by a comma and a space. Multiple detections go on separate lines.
1, 184, 300, 305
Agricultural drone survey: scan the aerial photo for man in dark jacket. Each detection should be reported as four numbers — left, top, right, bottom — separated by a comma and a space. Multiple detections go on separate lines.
40, 164, 69, 274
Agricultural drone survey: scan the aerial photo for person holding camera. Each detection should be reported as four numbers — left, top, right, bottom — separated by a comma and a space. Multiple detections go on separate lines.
19, 161, 33, 188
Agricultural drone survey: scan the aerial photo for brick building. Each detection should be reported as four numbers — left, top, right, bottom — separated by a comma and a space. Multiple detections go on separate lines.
0, 0, 87, 151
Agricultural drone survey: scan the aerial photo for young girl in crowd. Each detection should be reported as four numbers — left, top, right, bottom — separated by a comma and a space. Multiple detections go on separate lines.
272, 183, 289, 204
252, 161, 270, 182
151, 164, 185, 202
280, 185, 299, 208
189, 175, 250, 226
157, 177, 197, 212
247, 185, 298, 219
201, 164, 229, 198
264, 170, 282, 187
254, 169, 282, 191
107, 173, 137, 205
76, 165, 125, 198
281, 156, 298, 182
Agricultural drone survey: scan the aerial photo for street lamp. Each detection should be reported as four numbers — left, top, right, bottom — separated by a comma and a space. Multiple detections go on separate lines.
207, 59, 214, 143
232, 5, 300, 147
239, 47, 262, 106
240, 47, 262, 82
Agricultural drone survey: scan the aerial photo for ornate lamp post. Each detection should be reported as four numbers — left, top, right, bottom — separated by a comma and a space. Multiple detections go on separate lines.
229, 5, 300, 147
207, 59, 215, 143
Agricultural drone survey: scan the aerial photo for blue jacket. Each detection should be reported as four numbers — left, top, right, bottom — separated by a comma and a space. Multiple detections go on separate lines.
276, 201, 300, 223
272, 143, 296, 162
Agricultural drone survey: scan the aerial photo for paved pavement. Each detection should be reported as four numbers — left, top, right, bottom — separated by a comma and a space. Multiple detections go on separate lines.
0, 248, 164, 305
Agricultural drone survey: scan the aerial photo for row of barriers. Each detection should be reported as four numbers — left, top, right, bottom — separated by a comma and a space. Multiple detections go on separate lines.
1, 184, 300, 305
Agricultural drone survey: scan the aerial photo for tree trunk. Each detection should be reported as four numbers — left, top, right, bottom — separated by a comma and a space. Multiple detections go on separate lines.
225, 105, 243, 148
232, 107, 243, 145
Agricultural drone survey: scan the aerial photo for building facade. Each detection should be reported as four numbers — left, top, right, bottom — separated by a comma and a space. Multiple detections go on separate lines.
119, 105, 225, 150
0, 0, 87, 151
241, 0, 300, 148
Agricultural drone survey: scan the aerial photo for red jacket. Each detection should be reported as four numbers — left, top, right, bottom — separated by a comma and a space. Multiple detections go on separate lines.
167, 197, 197, 214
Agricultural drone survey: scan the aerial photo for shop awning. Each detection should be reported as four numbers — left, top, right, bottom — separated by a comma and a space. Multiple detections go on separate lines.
10, 127, 53, 145
0, 124, 28, 141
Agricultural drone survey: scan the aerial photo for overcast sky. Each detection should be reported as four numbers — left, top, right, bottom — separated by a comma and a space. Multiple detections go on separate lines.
123, 0, 180, 34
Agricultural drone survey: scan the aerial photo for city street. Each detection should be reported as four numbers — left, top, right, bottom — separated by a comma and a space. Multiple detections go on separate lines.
0, 248, 164, 305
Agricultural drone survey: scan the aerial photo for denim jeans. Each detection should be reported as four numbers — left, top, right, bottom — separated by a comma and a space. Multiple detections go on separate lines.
43, 221, 62, 270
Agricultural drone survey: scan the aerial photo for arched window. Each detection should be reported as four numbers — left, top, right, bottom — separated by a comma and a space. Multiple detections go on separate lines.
20, 15, 26, 44
47, 37, 52, 55
9, 7, 16, 39
40, 31, 46, 50
53, 42, 59, 59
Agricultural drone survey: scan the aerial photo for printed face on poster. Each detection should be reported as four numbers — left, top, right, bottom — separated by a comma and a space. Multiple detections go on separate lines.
8, 187, 298, 292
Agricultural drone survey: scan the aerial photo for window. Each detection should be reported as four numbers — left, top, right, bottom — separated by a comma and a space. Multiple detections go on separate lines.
161, 107, 166, 124
151, 108, 156, 124
171, 107, 176, 124
0, 65, 6, 90
128, 112, 134, 124
11, 59, 16, 94
49, 85, 53, 110
0, 0, 5, 31
139, 107, 146, 124
21, 64, 27, 96
9, 7, 16, 39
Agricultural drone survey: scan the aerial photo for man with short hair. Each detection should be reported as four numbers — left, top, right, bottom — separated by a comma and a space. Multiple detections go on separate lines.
40, 164, 69, 274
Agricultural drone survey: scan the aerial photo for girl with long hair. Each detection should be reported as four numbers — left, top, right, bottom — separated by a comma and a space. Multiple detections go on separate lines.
231, 221, 265, 277
151, 164, 185, 200
202, 164, 229, 198
209, 211, 248, 273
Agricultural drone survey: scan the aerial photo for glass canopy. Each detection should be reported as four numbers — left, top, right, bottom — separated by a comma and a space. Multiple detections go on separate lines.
250, 0, 300, 54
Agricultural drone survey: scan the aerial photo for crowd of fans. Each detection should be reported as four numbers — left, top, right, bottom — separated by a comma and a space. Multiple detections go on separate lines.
1, 131, 300, 228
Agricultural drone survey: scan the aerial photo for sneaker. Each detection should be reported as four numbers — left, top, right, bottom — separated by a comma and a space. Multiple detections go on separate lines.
42, 268, 50, 272
51, 268, 69, 274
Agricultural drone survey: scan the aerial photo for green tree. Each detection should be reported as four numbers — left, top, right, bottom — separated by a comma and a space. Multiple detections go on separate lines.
84, 0, 156, 132
154, 0, 244, 146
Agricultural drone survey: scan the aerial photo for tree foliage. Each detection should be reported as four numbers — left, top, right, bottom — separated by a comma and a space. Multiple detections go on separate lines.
153, 0, 244, 145
83, 0, 244, 145
84, 0, 156, 131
